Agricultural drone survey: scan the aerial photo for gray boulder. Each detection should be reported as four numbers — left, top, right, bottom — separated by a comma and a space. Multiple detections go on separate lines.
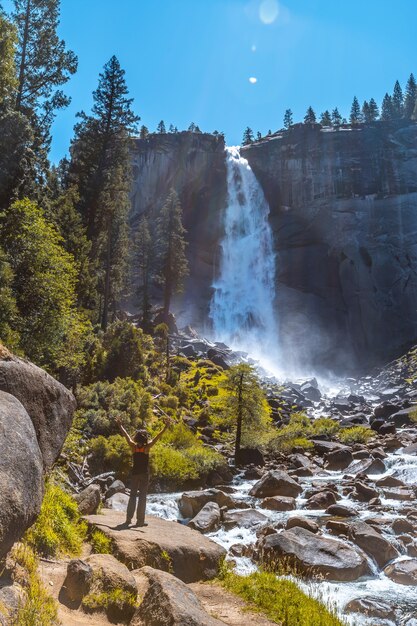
74, 484, 102, 515
344, 596, 396, 620
179, 489, 240, 518
250, 470, 302, 498
0, 391, 43, 559
62, 559, 93, 605
223, 509, 268, 529
188, 502, 221, 533
305, 490, 337, 509
384, 559, 417, 585
0, 350, 76, 468
260, 496, 296, 511
348, 521, 399, 568
260, 526, 370, 581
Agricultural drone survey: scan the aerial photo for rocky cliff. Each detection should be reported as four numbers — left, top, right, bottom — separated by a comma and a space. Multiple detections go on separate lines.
130, 132, 227, 325
242, 122, 417, 372
130, 124, 417, 374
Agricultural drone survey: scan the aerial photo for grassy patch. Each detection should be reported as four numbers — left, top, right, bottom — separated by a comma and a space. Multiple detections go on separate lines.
338, 426, 374, 444
268, 413, 315, 453
24, 482, 87, 558
10, 544, 59, 626
220, 568, 347, 626
82, 588, 137, 612
90, 529, 113, 554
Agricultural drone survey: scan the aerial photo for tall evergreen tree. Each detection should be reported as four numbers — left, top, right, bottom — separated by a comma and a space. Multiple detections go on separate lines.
392, 80, 404, 118
256, 131, 262, 140
156, 189, 188, 324
157, 120, 166, 133
242, 126, 254, 145
404, 73, 417, 119
12, 0, 77, 151
0, 246, 20, 350
139, 124, 149, 139
381, 93, 394, 121
320, 110, 332, 127
304, 106, 316, 123
70, 56, 139, 326
331, 107, 342, 127
283, 108, 293, 129
133, 215, 154, 332
350, 96, 362, 124
368, 98, 379, 121
0, 11, 17, 107
362, 100, 371, 123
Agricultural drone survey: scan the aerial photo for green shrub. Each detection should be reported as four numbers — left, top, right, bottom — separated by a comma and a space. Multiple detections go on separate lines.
90, 529, 113, 554
89, 434, 131, 481
10, 544, 59, 626
311, 417, 340, 437
101, 321, 147, 382
220, 568, 347, 626
338, 426, 374, 444
268, 413, 313, 453
82, 588, 137, 613
25, 482, 87, 558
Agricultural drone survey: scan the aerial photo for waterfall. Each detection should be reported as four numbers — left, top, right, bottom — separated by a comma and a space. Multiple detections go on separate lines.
209, 146, 277, 361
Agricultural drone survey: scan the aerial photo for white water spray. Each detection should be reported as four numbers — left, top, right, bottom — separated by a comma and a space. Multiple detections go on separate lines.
209, 146, 277, 361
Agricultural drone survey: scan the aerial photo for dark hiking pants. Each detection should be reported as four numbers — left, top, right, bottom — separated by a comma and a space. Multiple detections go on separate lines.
126, 473, 149, 524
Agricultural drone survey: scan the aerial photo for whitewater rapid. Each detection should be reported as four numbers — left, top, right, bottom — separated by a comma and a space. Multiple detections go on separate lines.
209, 146, 277, 362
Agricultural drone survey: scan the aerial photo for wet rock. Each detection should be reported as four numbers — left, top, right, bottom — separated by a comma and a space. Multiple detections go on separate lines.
392, 518, 415, 535
325, 504, 357, 517
178, 489, 240, 518
345, 457, 386, 475
324, 448, 353, 471
326, 520, 350, 536
249, 470, 302, 498
373, 402, 401, 419
379, 422, 397, 435
243, 466, 263, 480
389, 408, 414, 427
384, 559, 417, 585
300, 383, 321, 402
354, 480, 379, 502
383, 487, 415, 501
348, 521, 399, 568
376, 475, 406, 488
344, 596, 396, 620
130, 566, 225, 626
260, 526, 370, 581
402, 443, 417, 455
62, 559, 93, 605
305, 490, 337, 509
188, 502, 221, 533
311, 440, 350, 456
74, 484, 102, 515
260, 496, 296, 511
223, 508, 268, 529
286, 517, 319, 533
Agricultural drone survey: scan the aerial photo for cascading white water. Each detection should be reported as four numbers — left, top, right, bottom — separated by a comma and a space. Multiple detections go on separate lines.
209, 146, 277, 360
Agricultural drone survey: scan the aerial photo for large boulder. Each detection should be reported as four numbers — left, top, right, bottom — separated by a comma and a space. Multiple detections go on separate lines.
74, 484, 102, 515
259, 527, 370, 581
223, 509, 268, 529
62, 559, 93, 606
0, 391, 44, 559
178, 489, 241, 518
384, 559, 417, 585
86, 510, 226, 583
348, 521, 399, 568
344, 596, 396, 621
131, 566, 225, 626
83, 554, 138, 619
324, 448, 353, 471
188, 502, 221, 533
0, 349, 76, 468
249, 470, 302, 499
304, 490, 337, 509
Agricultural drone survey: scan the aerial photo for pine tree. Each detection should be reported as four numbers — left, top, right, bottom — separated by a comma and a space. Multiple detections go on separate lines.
70, 56, 139, 327
368, 98, 379, 121
242, 127, 254, 145
188, 122, 196, 132
304, 106, 316, 123
157, 120, 166, 133
404, 73, 417, 119
392, 80, 404, 118
283, 108, 293, 129
320, 110, 332, 127
362, 100, 370, 123
331, 107, 342, 127
256, 131, 262, 140
350, 96, 362, 124
133, 215, 154, 332
139, 124, 149, 139
0, 246, 20, 350
12, 0, 77, 144
0, 12, 18, 107
155, 189, 188, 324
223, 363, 271, 464
381, 93, 394, 121
168, 124, 175, 133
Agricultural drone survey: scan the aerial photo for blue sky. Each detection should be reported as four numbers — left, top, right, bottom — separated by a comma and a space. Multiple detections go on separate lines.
4, 0, 417, 162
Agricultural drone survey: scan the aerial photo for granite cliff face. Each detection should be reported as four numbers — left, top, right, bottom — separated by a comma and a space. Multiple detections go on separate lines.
130, 132, 226, 324
130, 124, 417, 373
242, 122, 417, 372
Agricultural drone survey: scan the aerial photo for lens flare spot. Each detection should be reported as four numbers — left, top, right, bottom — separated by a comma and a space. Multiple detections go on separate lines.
251, 44, 257, 52
249, 77, 258, 84
259, 0, 279, 24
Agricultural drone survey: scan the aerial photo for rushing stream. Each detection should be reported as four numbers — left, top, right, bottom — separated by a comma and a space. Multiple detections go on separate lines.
141, 439, 417, 626
209, 146, 277, 362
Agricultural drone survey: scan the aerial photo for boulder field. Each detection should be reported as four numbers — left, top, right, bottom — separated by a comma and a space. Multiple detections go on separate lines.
0, 345, 76, 560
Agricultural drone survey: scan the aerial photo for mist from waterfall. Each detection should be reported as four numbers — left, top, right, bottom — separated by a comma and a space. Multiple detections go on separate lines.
209, 146, 278, 366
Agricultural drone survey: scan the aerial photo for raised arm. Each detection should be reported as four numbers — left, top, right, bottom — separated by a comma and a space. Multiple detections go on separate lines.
147, 418, 173, 449
115, 417, 136, 451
